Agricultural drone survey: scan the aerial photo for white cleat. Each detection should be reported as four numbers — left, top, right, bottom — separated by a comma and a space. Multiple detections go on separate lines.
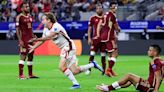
85, 70, 91, 75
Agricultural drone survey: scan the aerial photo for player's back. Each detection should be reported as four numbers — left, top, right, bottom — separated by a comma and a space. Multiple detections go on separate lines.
100, 11, 116, 42
16, 13, 33, 40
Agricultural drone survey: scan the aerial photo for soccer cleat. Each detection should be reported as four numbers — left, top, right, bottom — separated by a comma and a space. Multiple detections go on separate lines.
96, 84, 109, 92
18, 75, 26, 80
70, 84, 80, 89
28, 75, 39, 79
105, 68, 117, 77
92, 60, 103, 72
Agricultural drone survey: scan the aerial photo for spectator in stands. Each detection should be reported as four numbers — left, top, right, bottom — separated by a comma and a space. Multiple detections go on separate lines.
141, 28, 149, 40
43, 0, 51, 12
6, 27, 15, 40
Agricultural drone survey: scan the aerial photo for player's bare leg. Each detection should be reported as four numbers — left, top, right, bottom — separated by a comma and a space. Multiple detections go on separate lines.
59, 59, 80, 89
69, 60, 103, 75
27, 53, 39, 79
87, 51, 95, 75
100, 52, 106, 75
18, 54, 26, 79
96, 73, 140, 92
106, 50, 118, 77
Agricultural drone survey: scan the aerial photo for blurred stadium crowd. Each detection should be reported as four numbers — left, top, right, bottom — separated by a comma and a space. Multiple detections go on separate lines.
0, 0, 163, 22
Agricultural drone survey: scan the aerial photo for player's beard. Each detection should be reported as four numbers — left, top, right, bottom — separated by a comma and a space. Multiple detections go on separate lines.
98, 12, 103, 16
24, 9, 30, 14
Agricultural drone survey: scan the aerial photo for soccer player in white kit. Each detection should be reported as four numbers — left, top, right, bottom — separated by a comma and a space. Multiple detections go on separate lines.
28, 13, 103, 89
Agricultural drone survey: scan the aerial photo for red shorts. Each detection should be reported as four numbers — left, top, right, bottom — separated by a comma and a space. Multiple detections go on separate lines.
19, 42, 34, 55
136, 78, 154, 92
90, 39, 106, 52
105, 39, 117, 52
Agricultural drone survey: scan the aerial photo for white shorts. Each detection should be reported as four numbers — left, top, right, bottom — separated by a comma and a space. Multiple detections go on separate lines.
60, 45, 77, 68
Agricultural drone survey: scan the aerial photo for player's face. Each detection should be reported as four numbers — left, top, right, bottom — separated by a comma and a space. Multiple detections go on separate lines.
41, 15, 49, 28
148, 47, 157, 57
22, 4, 30, 13
96, 6, 103, 15
110, 4, 118, 13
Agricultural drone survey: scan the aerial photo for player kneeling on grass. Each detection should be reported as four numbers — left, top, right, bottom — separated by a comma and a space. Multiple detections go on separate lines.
28, 12, 103, 89
96, 44, 164, 92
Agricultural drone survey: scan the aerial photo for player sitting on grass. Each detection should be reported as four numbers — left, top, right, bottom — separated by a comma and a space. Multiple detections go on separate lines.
96, 44, 164, 92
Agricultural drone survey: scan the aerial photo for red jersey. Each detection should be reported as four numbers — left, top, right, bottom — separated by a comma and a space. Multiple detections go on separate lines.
88, 15, 103, 40
101, 11, 117, 42
16, 13, 33, 42
148, 57, 164, 87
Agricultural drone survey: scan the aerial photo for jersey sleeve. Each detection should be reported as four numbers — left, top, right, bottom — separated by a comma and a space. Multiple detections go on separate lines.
88, 17, 94, 26
153, 59, 162, 72
16, 15, 21, 28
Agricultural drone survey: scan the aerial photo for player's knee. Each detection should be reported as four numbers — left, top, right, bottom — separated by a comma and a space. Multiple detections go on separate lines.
127, 73, 134, 79
71, 68, 80, 75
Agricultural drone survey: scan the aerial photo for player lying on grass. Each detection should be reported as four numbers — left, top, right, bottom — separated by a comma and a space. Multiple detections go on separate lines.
28, 12, 103, 89
96, 44, 164, 92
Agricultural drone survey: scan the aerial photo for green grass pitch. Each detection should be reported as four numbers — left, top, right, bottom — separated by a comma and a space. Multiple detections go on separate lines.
0, 55, 163, 92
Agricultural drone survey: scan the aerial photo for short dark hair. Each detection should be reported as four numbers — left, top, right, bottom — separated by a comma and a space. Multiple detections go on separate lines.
20, 1, 29, 8
44, 12, 56, 23
150, 44, 161, 54
96, 4, 103, 9
109, 1, 117, 8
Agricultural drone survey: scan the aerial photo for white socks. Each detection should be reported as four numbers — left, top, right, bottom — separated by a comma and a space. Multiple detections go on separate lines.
112, 82, 121, 89
64, 68, 79, 85
19, 60, 25, 65
27, 61, 33, 66
79, 63, 94, 72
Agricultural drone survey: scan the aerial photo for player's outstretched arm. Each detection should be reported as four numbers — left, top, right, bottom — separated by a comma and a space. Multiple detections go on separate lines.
28, 41, 44, 53
154, 70, 162, 92
35, 32, 56, 41
87, 26, 92, 45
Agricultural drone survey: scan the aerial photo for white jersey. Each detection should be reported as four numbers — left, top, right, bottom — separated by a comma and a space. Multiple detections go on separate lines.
42, 22, 75, 49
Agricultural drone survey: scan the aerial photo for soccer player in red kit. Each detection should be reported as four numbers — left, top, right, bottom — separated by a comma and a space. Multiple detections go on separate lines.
87, 4, 106, 75
16, 2, 38, 79
100, 2, 121, 77
96, 44, 164, 92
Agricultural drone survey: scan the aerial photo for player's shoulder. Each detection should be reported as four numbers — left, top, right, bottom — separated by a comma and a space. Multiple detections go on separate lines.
16, 13, 23, 21
53, 22, 62, 28
89, 15, 97, 20
52, 22, 63, 31
152, 57, 162, 65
